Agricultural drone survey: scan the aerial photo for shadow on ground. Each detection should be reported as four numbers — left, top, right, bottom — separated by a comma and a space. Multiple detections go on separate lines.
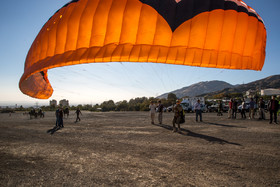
205, 122, 246, 128
153, 123, 241, 146
46, 126, 61, 135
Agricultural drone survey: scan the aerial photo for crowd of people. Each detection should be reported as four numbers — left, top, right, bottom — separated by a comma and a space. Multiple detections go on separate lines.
227, 95, 279, 124
53, 107, 82, 128
149, 95, 280, 133
37, 95, 280, 132
28, 108, 45, 119
149, 99, 203, 133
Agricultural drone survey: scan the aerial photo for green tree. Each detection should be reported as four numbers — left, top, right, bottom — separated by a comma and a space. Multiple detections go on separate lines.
167, 93, 177, 104
83, 104, 93, 110
77, 104, 83, 108
116, 100, 128, 111
101, 100, 116, 111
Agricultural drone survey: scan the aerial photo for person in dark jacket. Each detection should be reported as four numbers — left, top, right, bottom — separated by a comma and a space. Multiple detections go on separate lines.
55, 108, 60, 127
258, 97, 265, 120
217, 100, 223, 116
172, 100, 183, 133
75, 108, 82, 123
268, 95, 279, 124
277, 95, 280, 116
157, 100, 164, 124
228, 99, 233, 119
249, 98, 256, 119
58, 107, 64, 127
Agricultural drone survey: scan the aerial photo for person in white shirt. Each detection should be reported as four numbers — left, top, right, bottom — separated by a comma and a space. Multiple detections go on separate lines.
149, 101, 157, 124
241, 99, 247, 119
194, 100, 202, 122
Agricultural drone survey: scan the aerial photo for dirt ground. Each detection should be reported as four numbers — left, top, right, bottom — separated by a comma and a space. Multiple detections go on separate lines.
0, 111, 279, 186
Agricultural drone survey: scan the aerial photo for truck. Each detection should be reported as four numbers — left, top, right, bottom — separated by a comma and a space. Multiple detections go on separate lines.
181, 97, 206, 112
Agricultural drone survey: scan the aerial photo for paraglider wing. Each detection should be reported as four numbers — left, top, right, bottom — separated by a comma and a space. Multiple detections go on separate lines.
19, 0, 266, 99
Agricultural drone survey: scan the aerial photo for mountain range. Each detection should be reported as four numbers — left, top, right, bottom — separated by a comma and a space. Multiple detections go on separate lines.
158, 75, 280, 99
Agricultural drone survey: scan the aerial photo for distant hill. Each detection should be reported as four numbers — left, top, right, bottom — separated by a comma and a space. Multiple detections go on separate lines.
201, 75, 280, 97
158, 80, 234, 99
157, 75, 280, 99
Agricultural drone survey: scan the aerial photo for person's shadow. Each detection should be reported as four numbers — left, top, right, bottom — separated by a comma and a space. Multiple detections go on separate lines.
47, 126, 61, 135
153, 123, 241, 146
205, 122, 246, 128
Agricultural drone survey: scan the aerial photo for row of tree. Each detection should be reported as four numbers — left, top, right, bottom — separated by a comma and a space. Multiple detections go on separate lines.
81, 93, 178, 112
1, 93, 178, 113
4, 92, 272, 113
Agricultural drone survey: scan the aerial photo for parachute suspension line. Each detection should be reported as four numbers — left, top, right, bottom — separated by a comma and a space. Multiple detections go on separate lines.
192, 67, 206, 83
49, 69, 92, 98
71, 65, 118, 87
118, 63, 142, 88
113, 62, 161, 97
217, 70, 225, 76
150, 63, 168, 92
52, 86, 84, 97
154, 63, 176, 93
49, 66, 116, 97
138, 63, 161, 95
166, 66, 186, 90
165, 65, 178, 92
121, 62, 158, 96
103, 62, 138, 88
83, 62, 156, 97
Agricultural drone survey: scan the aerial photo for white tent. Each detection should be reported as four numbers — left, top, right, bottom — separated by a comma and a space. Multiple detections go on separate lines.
261, 89, 280, 96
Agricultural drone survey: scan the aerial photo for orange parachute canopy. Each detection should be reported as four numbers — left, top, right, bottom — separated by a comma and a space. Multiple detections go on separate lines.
20, 0, 266, 99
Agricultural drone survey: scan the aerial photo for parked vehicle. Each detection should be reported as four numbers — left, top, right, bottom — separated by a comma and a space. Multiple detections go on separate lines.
167, 105, 174, 112
180, 101, 192, 112
238, 102, 250, 112
208, 104, 228, 113
223, 105, 229, 112
208, 104, 219, 112
156, 106, 167, 112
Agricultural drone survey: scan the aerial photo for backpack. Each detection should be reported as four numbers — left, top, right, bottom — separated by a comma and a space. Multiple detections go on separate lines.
180, 110, 185, 123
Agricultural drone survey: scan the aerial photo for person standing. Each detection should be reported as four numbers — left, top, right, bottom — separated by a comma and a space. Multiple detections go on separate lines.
58, 107, 64, 128
228, 99, 233, 119
55, 108, 60, 127
194, 99, 202, 122
232, 99, 238, 119
64, 107, 69, 118
249, 98, 256, 119
258, 97, 265, 120
241, 99, 247, 119
75, 108, 82, 123
268, 95, 279, 124
217, 100, 223, 116
157, 100, 164, 124
149, 101, 156, 124
172, 100, 183, 132
277, 95, 280, 117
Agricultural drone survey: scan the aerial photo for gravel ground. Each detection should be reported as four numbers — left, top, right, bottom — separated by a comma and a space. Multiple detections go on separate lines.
0, 111, 280, 186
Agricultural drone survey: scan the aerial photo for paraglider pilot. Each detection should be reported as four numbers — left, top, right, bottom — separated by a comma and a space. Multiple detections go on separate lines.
172, 100, 183, 133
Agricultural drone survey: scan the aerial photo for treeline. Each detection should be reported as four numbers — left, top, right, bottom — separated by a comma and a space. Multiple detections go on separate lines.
1, 93, 178, 112
79, 93, 178, 112
92, 93, 177, 112
2, 92, 274, 113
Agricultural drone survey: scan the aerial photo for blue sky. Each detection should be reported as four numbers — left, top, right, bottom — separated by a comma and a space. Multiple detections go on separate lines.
0, 0, 279, 107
